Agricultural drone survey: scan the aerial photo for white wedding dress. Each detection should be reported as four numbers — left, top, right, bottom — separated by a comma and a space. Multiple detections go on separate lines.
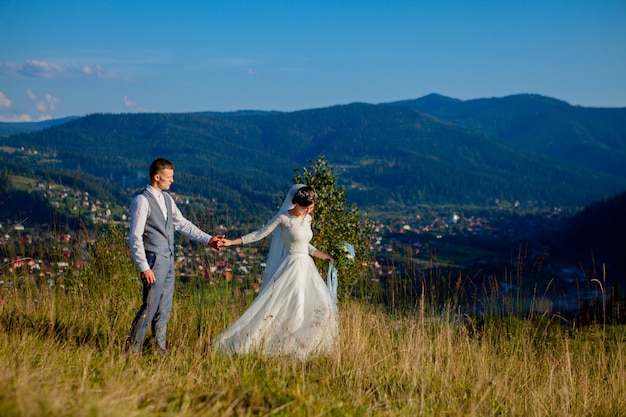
213, 186, 338, 360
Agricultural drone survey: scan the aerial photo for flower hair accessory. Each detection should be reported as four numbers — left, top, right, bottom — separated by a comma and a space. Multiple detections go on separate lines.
295, 188, 317, 200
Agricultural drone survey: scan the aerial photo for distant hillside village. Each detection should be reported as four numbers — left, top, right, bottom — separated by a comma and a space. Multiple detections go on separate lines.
2, 175, 571, 295
32, 180, 123, 223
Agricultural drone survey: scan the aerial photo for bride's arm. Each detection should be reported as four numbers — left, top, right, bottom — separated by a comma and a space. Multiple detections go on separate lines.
311, 247, 334, 262
222, 213, 283, 247
221, 237, 243, 246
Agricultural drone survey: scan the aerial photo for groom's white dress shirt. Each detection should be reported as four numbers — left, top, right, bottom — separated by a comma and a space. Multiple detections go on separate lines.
129, 184, 212, 273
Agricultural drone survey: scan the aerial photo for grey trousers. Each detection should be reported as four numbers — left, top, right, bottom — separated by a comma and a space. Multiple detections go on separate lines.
127, 252, 175, 354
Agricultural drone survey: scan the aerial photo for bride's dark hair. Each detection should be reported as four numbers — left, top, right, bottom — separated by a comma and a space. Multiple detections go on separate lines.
292, 186, 317, 207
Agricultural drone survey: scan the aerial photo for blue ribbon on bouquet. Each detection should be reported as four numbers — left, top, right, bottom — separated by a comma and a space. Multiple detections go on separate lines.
326, 243, 354, 307
327, 262, 338, 306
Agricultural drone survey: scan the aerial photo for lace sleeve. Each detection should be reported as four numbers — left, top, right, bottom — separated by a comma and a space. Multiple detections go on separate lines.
241, 213, 284, 245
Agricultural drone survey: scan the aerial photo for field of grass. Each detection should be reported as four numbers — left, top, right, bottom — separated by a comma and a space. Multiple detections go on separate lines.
0, 228, 624, 416
6, 175, 37, 191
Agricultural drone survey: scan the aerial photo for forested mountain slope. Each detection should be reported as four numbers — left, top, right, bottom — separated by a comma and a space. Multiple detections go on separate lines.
388, 94, 626, 177
1, 97, 625, 221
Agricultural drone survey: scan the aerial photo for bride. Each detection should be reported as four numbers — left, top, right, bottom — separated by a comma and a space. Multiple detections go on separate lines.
214, 184, 338, 360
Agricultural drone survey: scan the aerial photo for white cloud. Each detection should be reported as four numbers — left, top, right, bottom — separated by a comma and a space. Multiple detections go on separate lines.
124, 96, 156, 113
123, 96, 140, 111
81, 64, 127, 80
26, 90, 60, 112
0, 91, 11, 108
0, 113, 54, 122
0, 114, 32, 122
20, 60, 65, 78
44, 94, 60, 111
123, 96, 153, 113
0, 60, 129, 81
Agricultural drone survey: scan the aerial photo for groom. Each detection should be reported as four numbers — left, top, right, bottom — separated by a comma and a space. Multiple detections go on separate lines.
126, 157, 223, 354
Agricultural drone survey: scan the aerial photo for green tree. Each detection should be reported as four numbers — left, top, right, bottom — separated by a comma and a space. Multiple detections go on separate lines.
292, 155, 374, 299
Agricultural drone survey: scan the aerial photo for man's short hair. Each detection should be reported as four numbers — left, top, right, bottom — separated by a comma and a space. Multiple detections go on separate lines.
149, 158, 174, 178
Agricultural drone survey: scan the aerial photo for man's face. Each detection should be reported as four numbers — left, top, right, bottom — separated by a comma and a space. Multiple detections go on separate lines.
154, 168, 174, 191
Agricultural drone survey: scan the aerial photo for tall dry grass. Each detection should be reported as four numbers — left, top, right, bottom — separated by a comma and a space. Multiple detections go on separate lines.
0, 226, 624, 416
1, 272, 624, 416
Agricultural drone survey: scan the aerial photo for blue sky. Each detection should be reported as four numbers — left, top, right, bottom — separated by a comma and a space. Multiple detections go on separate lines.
1, 0, 625, 122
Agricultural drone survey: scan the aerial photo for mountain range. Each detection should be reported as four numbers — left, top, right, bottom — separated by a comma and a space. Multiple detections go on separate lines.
1, 93, 625, 223
387, 94, 626, 178
2, 93, 626, 295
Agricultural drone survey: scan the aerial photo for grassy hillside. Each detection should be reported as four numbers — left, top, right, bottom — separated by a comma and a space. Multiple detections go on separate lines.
0, 231, 624, 416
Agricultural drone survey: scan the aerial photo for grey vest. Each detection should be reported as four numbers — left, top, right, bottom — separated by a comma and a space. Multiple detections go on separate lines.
141, 189, 175, 257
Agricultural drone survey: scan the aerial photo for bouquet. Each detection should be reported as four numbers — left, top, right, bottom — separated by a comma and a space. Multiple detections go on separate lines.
327, 243, 354, 305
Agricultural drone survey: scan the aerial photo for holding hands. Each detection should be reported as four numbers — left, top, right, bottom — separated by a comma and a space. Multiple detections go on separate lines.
208, 235, 226, 250
208, 235, 243, 250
